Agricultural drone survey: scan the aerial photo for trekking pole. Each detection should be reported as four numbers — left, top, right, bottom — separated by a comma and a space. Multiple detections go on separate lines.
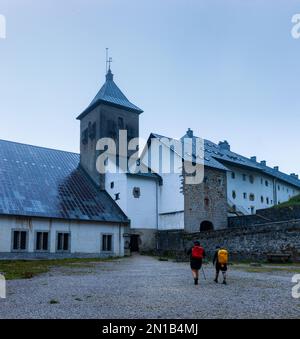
201, 266, 207, 280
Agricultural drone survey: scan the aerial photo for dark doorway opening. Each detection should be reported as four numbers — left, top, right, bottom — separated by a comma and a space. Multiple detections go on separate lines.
200, 220, 214, 232
130, 235, 140, 252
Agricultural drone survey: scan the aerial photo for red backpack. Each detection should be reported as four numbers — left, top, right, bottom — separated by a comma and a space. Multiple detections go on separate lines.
192, 246, 204, 259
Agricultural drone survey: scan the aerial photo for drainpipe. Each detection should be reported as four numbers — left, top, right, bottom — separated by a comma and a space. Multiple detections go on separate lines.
156, 180, 159, 251
273, 178, 278, 206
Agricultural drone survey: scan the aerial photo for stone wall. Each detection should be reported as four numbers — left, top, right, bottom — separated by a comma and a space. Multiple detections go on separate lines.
229, 205, 300, 228
157, 219, 300, 261
184, 166, 228, 232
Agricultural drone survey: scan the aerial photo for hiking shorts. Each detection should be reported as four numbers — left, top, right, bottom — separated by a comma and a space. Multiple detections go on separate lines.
190, 259, 203, 270
216, 263, 227, 272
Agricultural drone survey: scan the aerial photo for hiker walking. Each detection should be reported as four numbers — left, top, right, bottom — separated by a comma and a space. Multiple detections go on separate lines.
213, 246, 229, 285
187, 241, 205, 285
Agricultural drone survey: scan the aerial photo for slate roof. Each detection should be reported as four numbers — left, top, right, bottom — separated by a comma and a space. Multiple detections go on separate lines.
0, 140, 129, 223
148, 133, 300, 189
149, 133, 229, 172
77, 69, 143, 120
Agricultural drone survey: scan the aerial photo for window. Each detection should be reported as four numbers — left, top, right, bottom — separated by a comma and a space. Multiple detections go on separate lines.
115, 193, 120, 201
118, 117, 124, 129
102, 234, 113, 252
57, 232, 70, 252
249, 194, 255, 201
110, 182, 114, 189
278, 185, 280, 191
204, 198, 210, 208
266, 197, 270, 205
12, 230, 27, 251
249, 175, 254, 184
133, 187, 141, 198
35, 232, 49, 251
265, 180, 269, 187
243, 192, 247, 199
88, 122, 96, 140
231, 172, 235, 179
251, 206, 255, 215
232, 190, 236, 199
261, 196, 264, 203
242, 174, 247, 181
81, 129, 88, 145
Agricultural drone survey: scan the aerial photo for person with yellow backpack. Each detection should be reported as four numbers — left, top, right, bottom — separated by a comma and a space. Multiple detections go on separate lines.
213, 246, 229, 285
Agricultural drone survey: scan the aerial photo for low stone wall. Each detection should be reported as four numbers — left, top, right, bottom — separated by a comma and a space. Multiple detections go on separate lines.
157, 219, 300, 261
228, 205, 300, 228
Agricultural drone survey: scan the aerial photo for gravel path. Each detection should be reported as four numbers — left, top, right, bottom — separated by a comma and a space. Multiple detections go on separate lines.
0, 255, 299, 319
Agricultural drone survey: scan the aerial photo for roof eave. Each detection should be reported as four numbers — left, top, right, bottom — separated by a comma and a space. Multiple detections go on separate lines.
77, 99, 143, 120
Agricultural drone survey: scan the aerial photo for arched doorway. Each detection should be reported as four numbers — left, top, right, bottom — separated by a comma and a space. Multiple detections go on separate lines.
200, 220, 214, 232
129, 235, 140, 252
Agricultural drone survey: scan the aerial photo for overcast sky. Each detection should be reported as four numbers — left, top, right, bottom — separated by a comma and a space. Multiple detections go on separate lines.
0, 0, 300, 175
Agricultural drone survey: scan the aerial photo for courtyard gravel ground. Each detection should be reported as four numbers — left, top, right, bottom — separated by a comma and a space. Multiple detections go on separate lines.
0, 254, 299, 319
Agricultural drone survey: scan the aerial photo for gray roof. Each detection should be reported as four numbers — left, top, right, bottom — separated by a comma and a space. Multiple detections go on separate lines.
149, 133, 300, 189
204, 139, 300, 189
77, 69, 143, 119
149, 133, 229, 172
0, 140, 129, 223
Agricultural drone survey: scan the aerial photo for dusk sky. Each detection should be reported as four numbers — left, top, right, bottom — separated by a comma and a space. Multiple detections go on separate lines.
0, 0, 300, 175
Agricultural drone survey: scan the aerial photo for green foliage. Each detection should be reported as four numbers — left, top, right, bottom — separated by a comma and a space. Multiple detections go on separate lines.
275, 195, 300, 208
0, 257, 117, 280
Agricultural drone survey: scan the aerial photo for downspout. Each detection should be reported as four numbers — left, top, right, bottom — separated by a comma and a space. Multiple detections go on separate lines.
119, 224, 121, 257
273, 178, 278, 206
156, 180, 159, 251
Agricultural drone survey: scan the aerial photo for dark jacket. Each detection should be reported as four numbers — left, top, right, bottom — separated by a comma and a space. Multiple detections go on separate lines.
213, 250, 219, 266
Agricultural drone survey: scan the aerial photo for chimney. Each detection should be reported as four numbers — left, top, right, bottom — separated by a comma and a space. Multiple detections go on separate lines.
290, 173, 299, 180
274, 166, 279, 171
250, 156, 257, 162
218, 140, 230, 151
260, 160, 267, 166
186, 128, 193, 138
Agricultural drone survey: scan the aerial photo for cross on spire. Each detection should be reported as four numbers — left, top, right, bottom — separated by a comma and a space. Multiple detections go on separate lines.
106, 48, 113, 73
108, 57, 112, 70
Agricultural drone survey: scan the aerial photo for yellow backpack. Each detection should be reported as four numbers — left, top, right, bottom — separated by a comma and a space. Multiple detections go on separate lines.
218, 249, 228, 265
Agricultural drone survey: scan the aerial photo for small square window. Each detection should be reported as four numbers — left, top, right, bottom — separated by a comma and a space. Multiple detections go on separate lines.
249, 194, 255, 201
133, 187, 141, 198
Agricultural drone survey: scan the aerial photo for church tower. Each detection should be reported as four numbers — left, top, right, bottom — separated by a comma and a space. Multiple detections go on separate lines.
77, 66, 143, 188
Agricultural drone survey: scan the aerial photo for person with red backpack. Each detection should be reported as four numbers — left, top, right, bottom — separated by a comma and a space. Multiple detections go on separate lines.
187, 241, 206, 285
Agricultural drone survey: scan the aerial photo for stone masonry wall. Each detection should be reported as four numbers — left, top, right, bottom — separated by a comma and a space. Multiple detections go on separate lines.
184, 166, 228, 232
228, 205, 300, 228
157, 219, 300, 261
